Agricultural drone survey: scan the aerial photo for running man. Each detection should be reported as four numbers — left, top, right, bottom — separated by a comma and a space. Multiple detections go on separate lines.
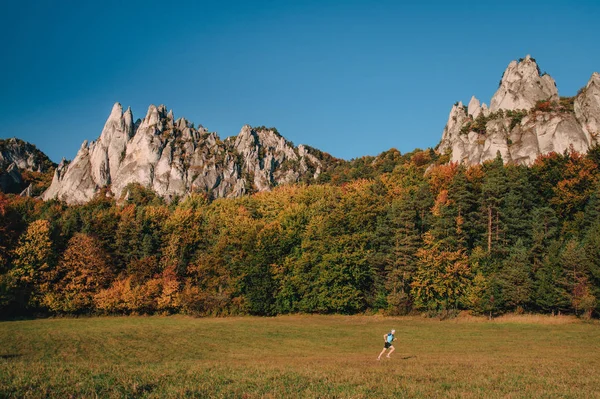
377, 329, 396, 360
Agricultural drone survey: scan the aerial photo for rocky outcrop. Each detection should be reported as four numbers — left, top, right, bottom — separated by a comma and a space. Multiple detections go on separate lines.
0, 137, 55, 173
0, 163, 24, 193
575, 72, 600, 144
0, 138, 56, 194
43, 103, 325, 204
490, 55, 558, 112
439, 56, 598, 165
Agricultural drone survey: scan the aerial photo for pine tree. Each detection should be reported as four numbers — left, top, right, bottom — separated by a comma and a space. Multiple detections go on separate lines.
500, 241, 533, 312
385, 195, 421, 315
480, 153, 507, 254
533, 242, 570, 314
501, 166, 535, 247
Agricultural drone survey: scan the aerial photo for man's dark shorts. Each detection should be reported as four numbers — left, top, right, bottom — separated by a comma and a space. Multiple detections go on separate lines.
384, 342, 392, 349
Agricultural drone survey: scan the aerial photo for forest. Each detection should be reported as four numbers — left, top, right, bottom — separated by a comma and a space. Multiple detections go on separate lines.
1, 147, 599, 319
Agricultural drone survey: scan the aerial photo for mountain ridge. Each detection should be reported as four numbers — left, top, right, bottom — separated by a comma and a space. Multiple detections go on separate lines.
2, 55, 599, 203
41, 103, 328, 204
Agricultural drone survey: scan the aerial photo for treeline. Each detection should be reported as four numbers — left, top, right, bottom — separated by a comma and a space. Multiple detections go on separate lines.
1, 148, 599, 319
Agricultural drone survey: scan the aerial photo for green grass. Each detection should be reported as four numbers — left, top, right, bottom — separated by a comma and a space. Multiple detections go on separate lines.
1, 315, 599, 398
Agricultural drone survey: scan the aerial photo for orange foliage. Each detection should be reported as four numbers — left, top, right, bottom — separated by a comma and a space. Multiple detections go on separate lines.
465, 164, 484, 183
411, 150, 432, 167
551, 151, 598, 217
432, 189, 449, 217
427, 163, 459, 194
43, 233, 113, 313
95, 265, 181, 314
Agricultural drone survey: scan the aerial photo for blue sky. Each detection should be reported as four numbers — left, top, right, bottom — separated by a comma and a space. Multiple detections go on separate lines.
1, 0, 599, 162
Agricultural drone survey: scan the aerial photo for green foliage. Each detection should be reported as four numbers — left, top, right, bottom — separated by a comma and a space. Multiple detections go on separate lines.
9, 219, 54, 309
411, 232, 472, 316
507, 109, 528, 130
460, 113, 491, 135
1, 145, 600, 318
499, 241, 533, 311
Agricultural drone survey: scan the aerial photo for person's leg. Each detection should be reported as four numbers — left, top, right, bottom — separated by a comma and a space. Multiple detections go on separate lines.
386, 345, 395, 358
377, 347, 387, 360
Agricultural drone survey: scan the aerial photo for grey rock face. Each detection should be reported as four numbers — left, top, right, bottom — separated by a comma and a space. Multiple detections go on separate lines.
0, 137, 55, 173
575, 72, 600, 144
490, 55, 559, 112
0, 137, 56, 194
43, 103, 324, 204
439, 56, 598, 165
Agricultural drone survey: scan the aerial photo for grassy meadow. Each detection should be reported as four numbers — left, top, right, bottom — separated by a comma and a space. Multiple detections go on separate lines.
1, 314, 599, 398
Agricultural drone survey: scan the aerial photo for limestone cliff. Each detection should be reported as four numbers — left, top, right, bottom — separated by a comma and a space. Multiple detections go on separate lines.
439, 56, 598, 165
43, 104, 324, 204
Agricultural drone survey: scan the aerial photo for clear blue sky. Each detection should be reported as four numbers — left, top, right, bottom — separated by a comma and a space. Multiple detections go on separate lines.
1, 0, 599, 163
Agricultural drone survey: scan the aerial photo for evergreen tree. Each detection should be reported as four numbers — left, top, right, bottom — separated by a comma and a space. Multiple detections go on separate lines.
529, 207, 559, 273
385, 195, 421, 315
500, 241, 533, 312
534, 242, 570, 314
480, 153, 507, 254
501, 166, 535, 247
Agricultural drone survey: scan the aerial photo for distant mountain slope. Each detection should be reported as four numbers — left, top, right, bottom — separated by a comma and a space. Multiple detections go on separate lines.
438, 55, 600, 165
0, 138, 56, 195
42, 104, 331, 204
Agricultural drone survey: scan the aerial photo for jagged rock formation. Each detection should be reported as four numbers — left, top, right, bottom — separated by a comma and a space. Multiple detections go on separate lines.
43, 103, 324, 204
0, 138, 55, 194
575, 72, 600, 144
439, 56, 599, 165
490, 55, 559, 112
0, 137, 54, 173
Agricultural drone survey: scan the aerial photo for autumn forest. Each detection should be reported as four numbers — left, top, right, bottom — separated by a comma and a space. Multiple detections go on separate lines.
1, 147, 600, 319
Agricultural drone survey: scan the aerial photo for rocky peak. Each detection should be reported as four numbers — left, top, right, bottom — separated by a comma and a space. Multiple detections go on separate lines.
439, 56, 598, 165
0, 138, 57, 195
0, 137, 55, 173
467, 96, 490, 120
490, 55, 558, 112
439, 102, 469, 154
43, 104, 326, 204
574, 72, 600, 142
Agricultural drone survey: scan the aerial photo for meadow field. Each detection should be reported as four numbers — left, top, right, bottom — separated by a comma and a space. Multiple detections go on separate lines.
1, 314, 599, 398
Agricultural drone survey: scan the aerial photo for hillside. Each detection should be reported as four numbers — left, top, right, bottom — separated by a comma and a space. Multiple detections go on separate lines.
0, 138, 56, 195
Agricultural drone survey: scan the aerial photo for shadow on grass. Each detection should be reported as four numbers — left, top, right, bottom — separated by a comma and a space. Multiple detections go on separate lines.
400, 356, 415, 360
0, 354, 21, 360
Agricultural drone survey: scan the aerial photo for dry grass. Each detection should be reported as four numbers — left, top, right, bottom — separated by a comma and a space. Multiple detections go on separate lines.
1, 315, 599, 398
447, 312, 585, 325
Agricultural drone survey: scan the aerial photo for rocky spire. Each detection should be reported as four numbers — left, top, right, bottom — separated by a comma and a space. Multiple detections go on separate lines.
438, 101, 468, 155
42, 103, 324, 204
575, 72, 600, 144
438, 56, 597, 165
490, 55, 559, 112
